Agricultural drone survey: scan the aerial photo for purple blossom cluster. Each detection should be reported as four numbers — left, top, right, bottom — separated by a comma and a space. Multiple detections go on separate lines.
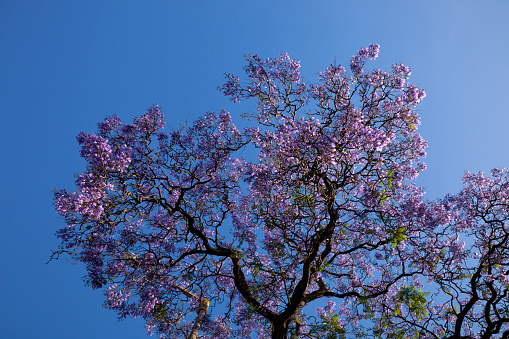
52, 46, 509, 338
349, 43, 379, 75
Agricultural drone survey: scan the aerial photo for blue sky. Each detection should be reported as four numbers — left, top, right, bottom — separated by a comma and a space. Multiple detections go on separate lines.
1, 1, 508, 338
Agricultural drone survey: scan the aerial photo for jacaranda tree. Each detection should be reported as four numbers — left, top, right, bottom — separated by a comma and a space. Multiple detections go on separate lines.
52, 45, 509, 338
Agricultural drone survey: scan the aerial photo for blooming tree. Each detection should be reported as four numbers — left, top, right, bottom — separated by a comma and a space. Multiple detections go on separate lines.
52, 45, 509, 338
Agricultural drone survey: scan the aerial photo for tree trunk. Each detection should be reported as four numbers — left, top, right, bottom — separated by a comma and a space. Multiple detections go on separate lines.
169, 283, 209, 339
271, 322, 289, 339
187, 298, 209, 339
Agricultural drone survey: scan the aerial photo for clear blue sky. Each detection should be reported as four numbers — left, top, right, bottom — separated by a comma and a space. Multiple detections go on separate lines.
1, 1, 508, 338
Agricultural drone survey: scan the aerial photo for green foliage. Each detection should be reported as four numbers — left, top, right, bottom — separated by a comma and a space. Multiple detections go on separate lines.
359, 296, 376, 320
337, 224, 348, 235
407, 117, 415, 130
153, 301, 169, 322
427, 249, 446, 271
378, 170, 395, 206
291, 188, 314, 209
318, 262, 331, 272
394, 286, 429, 322
230, 248, 244, 260
386, 329, 407, 339
387, 227, 407, 247
444, 305, 458, 316
316, 313, 346, 339
251, 256, 264, 277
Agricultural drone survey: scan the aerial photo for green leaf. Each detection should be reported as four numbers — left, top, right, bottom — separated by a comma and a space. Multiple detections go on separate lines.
253, 266, 260, 277
393, 305, 401, 316
388, 227, 407, 247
